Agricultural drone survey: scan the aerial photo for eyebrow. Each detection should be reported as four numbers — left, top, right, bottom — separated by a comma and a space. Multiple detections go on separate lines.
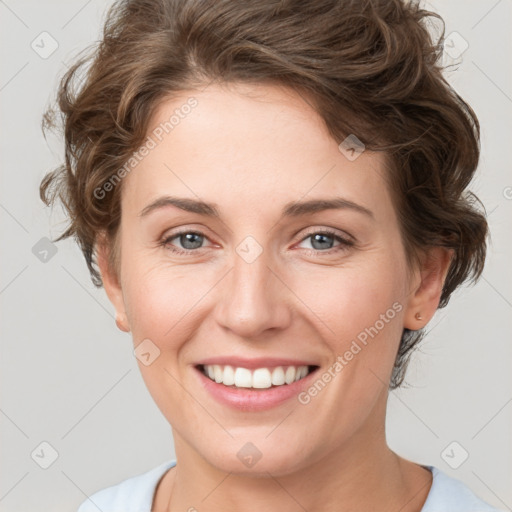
139, 195, 374, 219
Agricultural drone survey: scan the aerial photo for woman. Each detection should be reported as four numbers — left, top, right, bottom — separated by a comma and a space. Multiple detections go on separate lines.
40, 0, 502, 510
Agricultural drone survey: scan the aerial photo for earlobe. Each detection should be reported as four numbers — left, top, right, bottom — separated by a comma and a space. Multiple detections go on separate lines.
403, 247, 453, 330
115, 314, 130, 333
96, 234, 131, 333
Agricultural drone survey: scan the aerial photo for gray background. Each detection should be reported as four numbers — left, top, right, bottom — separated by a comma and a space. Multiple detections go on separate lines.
1, 1, 511, 511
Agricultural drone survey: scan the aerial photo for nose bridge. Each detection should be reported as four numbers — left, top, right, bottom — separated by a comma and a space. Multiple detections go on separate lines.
214, 237, 291, 338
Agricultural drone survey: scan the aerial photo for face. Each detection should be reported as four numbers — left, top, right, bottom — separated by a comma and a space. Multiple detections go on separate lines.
101, 82, 440, 476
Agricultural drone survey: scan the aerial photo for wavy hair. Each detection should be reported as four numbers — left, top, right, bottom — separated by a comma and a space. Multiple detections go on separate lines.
40, 0, 487, 389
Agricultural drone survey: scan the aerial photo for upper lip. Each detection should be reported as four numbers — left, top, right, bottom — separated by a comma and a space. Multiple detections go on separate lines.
195, 356, 318, 370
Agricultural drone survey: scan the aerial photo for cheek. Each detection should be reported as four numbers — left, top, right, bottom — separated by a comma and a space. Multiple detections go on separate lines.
288, 254, 409, 422
292, 257, 407, 345
122, 241, 409, 359
123, 266, 208, 344
121, 265, 215, 422
288, 259, 406, 423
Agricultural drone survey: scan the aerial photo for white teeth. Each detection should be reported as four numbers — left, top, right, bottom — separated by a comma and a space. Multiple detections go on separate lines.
213, 364, 223, 383
202, 364, 311, 388
234, 367, 252, 388
252, 368, 272, 389
223, 365, 235, 386
298, 366, 308, 379
285, 366, 296, 384
271, 366, 285, 385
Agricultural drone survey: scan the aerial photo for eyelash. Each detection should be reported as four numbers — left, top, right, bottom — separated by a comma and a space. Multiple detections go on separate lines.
159, 228, 354, 257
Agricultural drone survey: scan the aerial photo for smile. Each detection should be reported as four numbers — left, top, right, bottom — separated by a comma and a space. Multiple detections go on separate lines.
194, 357, 321, 411
199, 364, 315, 389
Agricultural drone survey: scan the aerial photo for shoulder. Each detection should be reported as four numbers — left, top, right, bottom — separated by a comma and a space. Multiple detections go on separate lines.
421, 465, 505, 512
76, 459, 176, 512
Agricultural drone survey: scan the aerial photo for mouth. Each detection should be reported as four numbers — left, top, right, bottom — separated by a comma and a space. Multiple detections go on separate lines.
196, 363, 319, 389
193, 357, 321, 411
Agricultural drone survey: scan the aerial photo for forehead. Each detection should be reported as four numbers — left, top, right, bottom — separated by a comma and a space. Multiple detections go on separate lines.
121, 82, 392, 220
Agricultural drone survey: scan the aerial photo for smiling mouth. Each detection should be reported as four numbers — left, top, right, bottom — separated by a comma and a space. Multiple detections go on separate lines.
197, 364, 319, 389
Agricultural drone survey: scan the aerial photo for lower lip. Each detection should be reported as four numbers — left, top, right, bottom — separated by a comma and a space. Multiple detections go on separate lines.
194, 366, 318, 412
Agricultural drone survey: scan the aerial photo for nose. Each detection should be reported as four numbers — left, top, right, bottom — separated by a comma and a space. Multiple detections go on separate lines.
214, 246, 292, 339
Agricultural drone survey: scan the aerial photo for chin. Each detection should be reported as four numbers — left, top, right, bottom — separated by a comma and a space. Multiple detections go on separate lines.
197, 434, 314, 477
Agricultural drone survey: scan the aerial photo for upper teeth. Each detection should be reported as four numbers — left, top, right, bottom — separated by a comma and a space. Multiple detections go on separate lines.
203, 365, 310, 389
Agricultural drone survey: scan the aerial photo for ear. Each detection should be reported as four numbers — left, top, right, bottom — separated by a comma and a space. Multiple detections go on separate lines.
96, 234, 130, 333
403, 247, 453, 330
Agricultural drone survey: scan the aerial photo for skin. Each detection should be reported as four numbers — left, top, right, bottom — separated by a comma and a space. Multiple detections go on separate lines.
98, 82, 451, 512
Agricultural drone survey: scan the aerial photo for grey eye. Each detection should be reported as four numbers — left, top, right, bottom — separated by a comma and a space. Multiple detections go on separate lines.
308, 233, 336, 250
177, 232, 204, 250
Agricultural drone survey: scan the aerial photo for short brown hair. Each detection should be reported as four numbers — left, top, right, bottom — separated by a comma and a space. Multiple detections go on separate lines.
40, 0, 487, 389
